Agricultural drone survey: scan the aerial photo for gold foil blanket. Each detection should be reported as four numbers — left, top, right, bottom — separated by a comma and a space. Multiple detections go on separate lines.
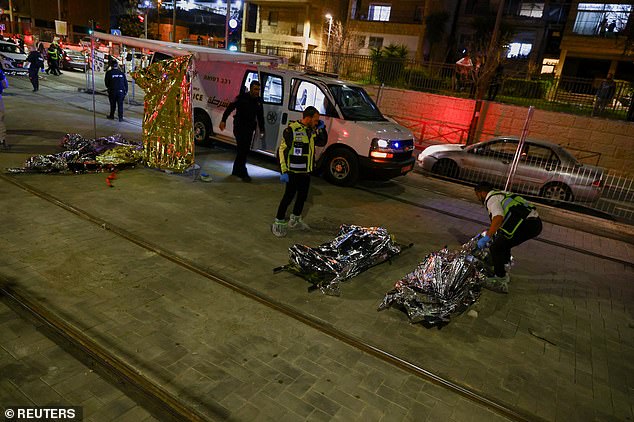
132, 55, 194, 172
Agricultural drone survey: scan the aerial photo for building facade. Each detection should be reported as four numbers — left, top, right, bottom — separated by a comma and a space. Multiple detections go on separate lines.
558, 1, 633, 81
3, 0, 109, 42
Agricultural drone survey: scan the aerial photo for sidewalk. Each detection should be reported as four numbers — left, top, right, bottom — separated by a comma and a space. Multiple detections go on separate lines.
1, 74, 633, 421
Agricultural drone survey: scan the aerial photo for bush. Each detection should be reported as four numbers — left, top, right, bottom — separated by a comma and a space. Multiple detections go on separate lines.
500, 78, 551, 99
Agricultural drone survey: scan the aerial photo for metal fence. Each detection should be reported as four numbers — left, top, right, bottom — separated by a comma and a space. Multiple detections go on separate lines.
247, 45, 634, 121
247, 46, 634, 222
416, 133, 634, 224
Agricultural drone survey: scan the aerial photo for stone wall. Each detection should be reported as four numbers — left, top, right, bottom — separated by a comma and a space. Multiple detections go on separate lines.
365, 86, 634, 176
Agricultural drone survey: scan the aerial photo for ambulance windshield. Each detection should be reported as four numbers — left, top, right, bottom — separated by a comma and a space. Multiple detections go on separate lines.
328, 85, 386, 122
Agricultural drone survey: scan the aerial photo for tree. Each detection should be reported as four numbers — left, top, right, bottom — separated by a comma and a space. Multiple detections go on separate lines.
465, 1, 515, 144
424, 11, 450, 62
371, 44, 408, 84
324, 20, 360, 74
118, 15, 144, 37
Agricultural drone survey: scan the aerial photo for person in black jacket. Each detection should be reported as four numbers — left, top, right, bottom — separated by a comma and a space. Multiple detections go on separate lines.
26, 46, 45, 92
105, 60, 128, 122
219, 81, 264, 182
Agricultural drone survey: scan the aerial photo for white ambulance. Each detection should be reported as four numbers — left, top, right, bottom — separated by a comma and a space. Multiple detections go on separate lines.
90, 33, 415, 186
192, 61, 415, 186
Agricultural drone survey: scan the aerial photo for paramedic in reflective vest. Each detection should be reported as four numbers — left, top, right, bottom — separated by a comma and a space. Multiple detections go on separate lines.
271, 106, 328, 237
105, 61, 128, 122
219, 80, 264, 182
474, 182, 543, 292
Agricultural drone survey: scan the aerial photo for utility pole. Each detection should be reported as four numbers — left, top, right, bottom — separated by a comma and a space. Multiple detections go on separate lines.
225, 0, 230, 49
8, 0, 14, 34
171, 0, 177, 42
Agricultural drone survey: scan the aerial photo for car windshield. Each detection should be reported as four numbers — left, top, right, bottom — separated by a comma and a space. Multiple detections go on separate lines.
328, 85, 386, 121
0, 43, 22, 54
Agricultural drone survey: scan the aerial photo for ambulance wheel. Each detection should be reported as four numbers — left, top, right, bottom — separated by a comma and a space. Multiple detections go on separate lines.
324, 148, 359, 187
194, 110, 212, 146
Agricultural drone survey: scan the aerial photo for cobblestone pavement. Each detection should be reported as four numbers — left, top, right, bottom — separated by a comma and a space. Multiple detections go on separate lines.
0, 301, 155, 422
1, 73, 633, 421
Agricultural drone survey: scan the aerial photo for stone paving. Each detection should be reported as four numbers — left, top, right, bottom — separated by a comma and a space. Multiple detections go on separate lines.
1, 73, 633, 421
0, 301, 155, 422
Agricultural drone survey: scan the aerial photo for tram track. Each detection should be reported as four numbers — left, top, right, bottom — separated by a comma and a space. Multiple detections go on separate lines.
0, 172, 539, 422
4, 74, 629, 421
357, 179, 634, 269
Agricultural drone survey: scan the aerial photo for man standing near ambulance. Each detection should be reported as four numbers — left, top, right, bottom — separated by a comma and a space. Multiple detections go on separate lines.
219, 81, 264, 182
272, 106, 327, 237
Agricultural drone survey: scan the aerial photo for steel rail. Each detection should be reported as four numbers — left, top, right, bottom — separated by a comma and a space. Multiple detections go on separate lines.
0, 283, 219, 422
0, 173, 538, 422
357, 183, 634, 268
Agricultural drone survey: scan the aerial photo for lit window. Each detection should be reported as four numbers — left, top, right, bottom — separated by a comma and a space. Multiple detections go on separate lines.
369, 4, 391, 22
506, 42, 532, 58
573, 3, 632, 35
519, 2, 544, 18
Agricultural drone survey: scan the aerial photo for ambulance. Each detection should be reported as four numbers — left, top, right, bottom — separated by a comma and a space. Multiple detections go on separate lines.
91, 32, 415, 186
192, 61, 415, 186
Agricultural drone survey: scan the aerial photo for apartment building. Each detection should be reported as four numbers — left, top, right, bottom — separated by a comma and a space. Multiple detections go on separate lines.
558, 1, 633, 80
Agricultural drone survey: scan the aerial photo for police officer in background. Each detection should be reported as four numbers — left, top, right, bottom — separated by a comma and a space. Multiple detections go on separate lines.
271, 106, 328, 237
105, 60, 128, 122
219, 80, 264, 182
26, 46, 45, 91
474, 182, 542, 293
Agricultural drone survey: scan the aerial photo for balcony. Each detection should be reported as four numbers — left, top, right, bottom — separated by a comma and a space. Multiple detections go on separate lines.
561, 33, 629, 59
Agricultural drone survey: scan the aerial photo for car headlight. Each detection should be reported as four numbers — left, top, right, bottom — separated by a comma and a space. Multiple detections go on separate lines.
370, 138, 413, 159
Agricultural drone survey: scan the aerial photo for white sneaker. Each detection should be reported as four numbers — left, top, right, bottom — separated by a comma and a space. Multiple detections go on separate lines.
288, 214, 310, 231
271, 219, 288, 237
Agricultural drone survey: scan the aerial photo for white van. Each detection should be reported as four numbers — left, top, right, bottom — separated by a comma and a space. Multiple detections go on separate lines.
192, 61, 415, 186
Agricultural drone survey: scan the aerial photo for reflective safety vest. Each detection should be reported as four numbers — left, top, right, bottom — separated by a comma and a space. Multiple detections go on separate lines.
48, 46, 59, 60
279, 121, 316, 174
486, 191, 536, 238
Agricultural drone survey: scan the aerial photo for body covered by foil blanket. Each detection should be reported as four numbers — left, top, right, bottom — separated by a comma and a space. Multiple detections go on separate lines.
7, 134, 143, 174
280, 224, 405, 296
378, 236, 490, 328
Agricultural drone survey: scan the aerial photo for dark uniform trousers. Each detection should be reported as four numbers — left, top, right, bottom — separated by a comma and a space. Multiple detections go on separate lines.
276, 173, 311, 220
109, 90, 125, 120
490, 218, 543, 277
232, 127, 254, 178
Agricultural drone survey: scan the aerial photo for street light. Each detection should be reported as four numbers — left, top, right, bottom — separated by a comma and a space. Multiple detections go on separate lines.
325, 13, 333, 51
142, 0, 151, 39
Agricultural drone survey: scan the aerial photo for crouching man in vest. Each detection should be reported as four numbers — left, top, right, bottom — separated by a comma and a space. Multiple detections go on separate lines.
272, 106, 328, 237
474, 182, 543, 292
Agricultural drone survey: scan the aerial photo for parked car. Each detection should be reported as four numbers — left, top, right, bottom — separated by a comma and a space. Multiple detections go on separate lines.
0, 40, 28, 74
61, 49, 88, 72
417, 137, 604, 202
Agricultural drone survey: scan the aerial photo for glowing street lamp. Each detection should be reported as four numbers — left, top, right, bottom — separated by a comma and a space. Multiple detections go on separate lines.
325, 13, 333, 51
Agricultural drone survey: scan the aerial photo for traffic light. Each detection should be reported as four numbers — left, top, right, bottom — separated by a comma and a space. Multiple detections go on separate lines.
228, 17, 241, 51
138, 14, 145, 23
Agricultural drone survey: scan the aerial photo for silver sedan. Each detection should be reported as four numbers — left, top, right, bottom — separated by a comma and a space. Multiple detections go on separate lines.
417, 137, 604, 202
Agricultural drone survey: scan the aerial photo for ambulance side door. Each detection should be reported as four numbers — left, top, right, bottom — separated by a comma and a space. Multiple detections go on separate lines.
257, 71, 286, 153
286, 78, 338, 159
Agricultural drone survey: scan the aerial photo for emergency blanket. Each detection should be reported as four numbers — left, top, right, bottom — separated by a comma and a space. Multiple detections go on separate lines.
278, 225, 405, 296
132, 55, 194, 173
378, 236, 489, 328
7, 134, 143, 174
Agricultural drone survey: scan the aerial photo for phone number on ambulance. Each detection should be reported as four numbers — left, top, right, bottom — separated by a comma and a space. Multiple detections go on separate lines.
203, 75, 231, 84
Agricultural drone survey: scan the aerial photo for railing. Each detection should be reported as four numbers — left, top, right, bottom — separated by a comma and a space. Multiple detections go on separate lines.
246, 45, 634, 122
416, 138, 634, 224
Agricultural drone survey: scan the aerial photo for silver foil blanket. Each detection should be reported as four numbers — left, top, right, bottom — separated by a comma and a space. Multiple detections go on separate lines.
285, 225, 403, 296
378, 236, 489, 328
7, 134, 143, 174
